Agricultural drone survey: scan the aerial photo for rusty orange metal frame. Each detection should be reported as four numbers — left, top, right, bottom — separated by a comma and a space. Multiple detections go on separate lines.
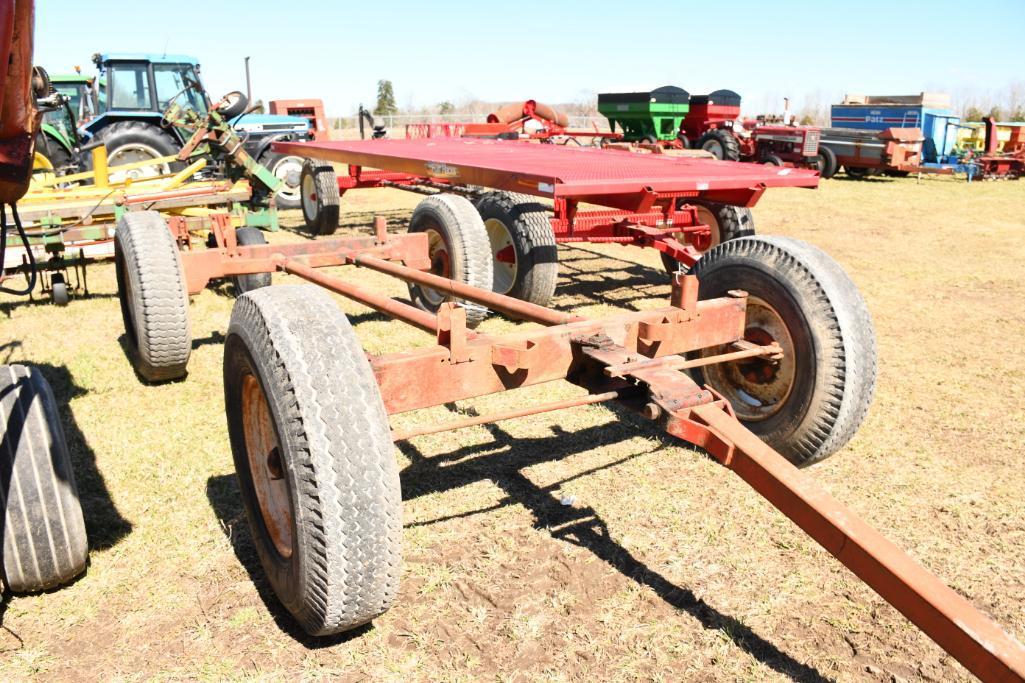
174, 216, 1025, 680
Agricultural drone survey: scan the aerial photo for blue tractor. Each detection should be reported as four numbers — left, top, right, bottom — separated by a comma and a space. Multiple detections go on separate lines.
81, 53, 311, 208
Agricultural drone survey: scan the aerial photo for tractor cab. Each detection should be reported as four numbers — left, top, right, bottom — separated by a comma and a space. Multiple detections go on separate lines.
79, 53, 311, 207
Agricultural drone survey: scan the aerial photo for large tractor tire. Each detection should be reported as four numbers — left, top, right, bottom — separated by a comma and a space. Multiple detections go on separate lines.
232, 228, 272, 295
114, 211, 192, 382
33, 131, 74, 174
816, 145, 838, 179
407, 194, 493, 328
300, 160, 340, 235
259, 151, 304, 210
0, 365, 88, 592
223, 286, 402, 636
696, 128, 741, 161
661, 201, 755, 272
688, 236, 876, 467
474, 192, 558, 306
98, 121, 180, 182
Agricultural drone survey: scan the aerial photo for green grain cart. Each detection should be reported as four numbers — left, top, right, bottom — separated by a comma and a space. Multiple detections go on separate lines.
597, 85, 690, 144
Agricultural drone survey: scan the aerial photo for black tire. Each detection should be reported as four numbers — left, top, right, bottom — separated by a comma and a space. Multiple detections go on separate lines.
232, 228, 272, 295
219, 91, 249, 119
475, 192, 558, 305
224, 286, 402, 636
0, 365, 88, 592
114, 211, 192, 382
816, 145, 838, 179
641, 134, 659, 145
688, 236, 876, 467
884, 170, 911, 178
259, 151, 304, 210
697, 128, 741, 161
763, 154, 784, 166
407, 194, 493, 328
300, 159, 340, 235
34, 132, 74, 175
661, 201, 755, 272
845, 166, 871, 179
676, 133, 690, 149
51, 272, 69, 306
98, 121, 181, 180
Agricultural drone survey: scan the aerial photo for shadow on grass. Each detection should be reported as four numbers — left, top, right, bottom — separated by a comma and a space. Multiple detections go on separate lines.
203, 398, 829, 681
0, 291, 117, 317
1, 363, 133, 639
394, 410, 832, 682
204, 474, 373, 649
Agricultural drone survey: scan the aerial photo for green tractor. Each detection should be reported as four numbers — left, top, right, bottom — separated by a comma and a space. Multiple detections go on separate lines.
34, 73, 94, 176
77, 53, 312, 208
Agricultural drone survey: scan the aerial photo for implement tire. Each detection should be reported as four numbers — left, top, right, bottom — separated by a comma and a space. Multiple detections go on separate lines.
689, 236, 876, 467
816, 145, 838, 179
407, 194, 493, 327
300, 159, 340, 235
697, 128, 741, 161
661, 201, 755, 272
232, 228, 272, 295
114, 211, 191, 382
475, 192, 558, 306
224, 286, 402, 636
0, 365, 88, 592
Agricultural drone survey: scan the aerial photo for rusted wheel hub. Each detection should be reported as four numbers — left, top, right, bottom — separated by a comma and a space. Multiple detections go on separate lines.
241, 373, 292, 558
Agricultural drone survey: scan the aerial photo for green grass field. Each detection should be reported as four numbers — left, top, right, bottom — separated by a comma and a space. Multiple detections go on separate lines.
1, 174, 1023, 681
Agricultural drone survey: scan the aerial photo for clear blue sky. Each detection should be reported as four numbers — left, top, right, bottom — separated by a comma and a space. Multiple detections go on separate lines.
36, 0, 1025, 116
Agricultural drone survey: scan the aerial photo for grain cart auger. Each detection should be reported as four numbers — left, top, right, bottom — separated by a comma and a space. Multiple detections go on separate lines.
1, 0, 89, 593
114, 195, 1025, 678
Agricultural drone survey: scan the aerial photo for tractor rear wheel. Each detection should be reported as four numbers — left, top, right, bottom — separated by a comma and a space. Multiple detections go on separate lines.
0, 364, 88, 593
114, 211, 192, 382
259, 151, 304, 210
407, 194, 493, 327
688, 236, 876, 466
661, 201, 755, 272
224, 285, 402, 636
232, 228, 272, 295
696, 128, 741, 161
300, 160, 340, 235
475, 192, 558, 306
33, 131, 74, 175
99, 121, 181, 182
816, 145, 838, 178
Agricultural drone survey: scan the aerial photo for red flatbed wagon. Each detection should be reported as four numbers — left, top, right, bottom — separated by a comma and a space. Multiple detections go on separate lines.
275, 138, 818, 308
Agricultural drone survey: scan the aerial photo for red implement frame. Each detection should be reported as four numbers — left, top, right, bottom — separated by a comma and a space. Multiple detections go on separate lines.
274, 138, 819, 268
180, 216, 1025, 680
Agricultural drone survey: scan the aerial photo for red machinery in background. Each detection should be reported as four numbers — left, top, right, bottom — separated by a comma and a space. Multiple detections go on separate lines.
406, 99, 620, 144
973, 116, 1025, 179
269, 98, 329, 141
679, 90, 823, 171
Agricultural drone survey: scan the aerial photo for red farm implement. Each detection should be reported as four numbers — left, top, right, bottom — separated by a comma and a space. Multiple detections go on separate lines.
275, 137, 817, 308
404, 99, 618, 144
111, 170, 1025, 678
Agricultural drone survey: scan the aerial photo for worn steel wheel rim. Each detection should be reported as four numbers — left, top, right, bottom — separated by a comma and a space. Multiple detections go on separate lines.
421, 226, 450, 306
702, 296, 796, 421
672, 204, 721, 254
241, 372, 293, 558
484, 217, 517, 294
701, 139, 724, 159
108, 143, 170, 181
271, 155, 304, 202
301, 169, 318, 218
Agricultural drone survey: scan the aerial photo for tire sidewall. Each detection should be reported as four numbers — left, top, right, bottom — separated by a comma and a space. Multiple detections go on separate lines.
224, 331, 308, 615
692, 258, 821, 452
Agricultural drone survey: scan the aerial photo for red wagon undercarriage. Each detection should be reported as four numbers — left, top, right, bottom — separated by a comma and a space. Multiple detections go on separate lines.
108, 137, 1025, 680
